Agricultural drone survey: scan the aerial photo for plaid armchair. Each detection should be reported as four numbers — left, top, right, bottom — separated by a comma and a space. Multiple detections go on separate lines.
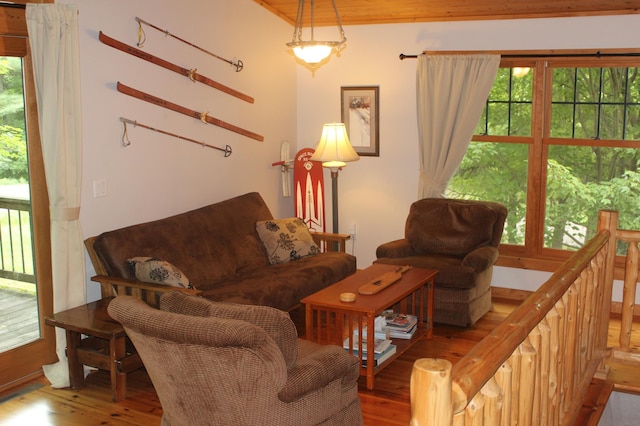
108, 292, 362, 426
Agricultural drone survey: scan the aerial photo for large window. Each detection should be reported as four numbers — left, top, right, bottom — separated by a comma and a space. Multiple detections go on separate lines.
448, 52, 640, 268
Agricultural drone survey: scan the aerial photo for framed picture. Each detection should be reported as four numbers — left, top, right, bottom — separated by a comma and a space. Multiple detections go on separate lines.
341, 86, 379, 156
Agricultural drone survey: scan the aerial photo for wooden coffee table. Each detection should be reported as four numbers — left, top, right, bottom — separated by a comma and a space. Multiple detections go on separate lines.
301, 263, 436, 390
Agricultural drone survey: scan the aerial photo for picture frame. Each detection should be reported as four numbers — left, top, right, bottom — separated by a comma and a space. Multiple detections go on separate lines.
340, 86, 379, 156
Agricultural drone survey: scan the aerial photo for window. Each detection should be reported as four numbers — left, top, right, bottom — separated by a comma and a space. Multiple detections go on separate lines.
447, 52, 640, 268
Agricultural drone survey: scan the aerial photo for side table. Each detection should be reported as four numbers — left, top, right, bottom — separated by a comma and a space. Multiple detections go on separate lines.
44, 297, 142, 401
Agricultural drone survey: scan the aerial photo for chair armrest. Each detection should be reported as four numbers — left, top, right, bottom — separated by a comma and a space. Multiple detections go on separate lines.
91, 275, 202, 308
311, 231, 351, 252
278, 343, 359, 402
462, 246, 499, 272
376, 239, 414, 258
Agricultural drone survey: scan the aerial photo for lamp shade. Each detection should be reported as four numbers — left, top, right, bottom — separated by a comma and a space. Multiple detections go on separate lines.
310, 123, 360, 168
293, 44, 333, 64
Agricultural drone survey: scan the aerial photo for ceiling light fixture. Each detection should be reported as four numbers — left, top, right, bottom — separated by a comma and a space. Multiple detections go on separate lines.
286, 0, 346, 69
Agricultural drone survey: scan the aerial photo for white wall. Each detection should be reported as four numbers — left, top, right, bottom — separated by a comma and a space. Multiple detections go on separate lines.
295, 14, 640, 298
54, 0, 639, 300
56, 0, 297, 300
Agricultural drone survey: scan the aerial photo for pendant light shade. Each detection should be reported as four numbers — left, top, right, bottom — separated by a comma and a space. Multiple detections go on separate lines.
286, 0, 346, 68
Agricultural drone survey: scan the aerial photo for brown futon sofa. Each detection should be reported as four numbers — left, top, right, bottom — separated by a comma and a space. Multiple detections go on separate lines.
86, 192, 357, 312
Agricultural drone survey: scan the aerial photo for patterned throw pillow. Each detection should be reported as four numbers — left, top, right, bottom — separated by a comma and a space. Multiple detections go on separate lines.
256, 217, 321, 265
127, 257, 193, 289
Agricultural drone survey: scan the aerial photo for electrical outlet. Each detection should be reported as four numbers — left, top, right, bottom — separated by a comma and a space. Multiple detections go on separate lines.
349, 223, 357, 240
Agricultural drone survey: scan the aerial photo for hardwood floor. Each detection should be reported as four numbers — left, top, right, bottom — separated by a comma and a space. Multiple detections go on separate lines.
0, 298, 636, 425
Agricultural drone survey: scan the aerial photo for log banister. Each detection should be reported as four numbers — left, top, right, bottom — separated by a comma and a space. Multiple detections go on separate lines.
449, 231, 610, 410
411, 210, 620, 425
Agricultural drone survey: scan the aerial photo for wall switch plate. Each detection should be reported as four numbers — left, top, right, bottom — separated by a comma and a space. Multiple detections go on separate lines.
93, 179, 107, 198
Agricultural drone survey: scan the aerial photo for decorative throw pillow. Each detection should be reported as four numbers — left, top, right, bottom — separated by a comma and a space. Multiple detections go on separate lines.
127, 257, 193, 289
256, 217, 321, 265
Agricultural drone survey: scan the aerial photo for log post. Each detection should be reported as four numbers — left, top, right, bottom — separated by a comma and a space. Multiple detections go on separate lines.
481, 377, 503, 425
620, 242, 638, 350
410, 358, 453, 426
596, 210, 617, 370
494, 361, 512, 426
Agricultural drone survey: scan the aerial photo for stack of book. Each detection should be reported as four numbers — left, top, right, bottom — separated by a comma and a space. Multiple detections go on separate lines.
343, 336, 397, 367
381, 313, 418, 339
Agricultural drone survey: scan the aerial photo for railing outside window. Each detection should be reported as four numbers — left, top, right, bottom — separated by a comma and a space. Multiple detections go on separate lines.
0, 196, 35, 283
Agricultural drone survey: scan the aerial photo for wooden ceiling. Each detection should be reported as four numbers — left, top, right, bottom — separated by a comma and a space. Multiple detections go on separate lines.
253, 0, 640, 26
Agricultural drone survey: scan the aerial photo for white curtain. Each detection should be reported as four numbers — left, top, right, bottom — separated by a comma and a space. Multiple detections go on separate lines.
416, 54, 500, 198
26, 4, 86, 388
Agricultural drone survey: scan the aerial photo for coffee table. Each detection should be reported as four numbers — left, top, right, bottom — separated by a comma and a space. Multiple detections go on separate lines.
301, 263, 436, 390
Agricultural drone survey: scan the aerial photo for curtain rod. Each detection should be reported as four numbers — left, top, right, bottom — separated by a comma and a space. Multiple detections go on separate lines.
0, 2, 26, 9
400, 52, 640, 60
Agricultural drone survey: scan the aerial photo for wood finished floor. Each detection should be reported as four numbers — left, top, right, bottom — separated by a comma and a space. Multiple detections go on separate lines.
0, 298, 637, 425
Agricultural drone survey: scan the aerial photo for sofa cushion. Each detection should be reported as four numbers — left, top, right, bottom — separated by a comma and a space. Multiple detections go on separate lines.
199, 251, 357, 312
128, 257, 192, 288
406, 199, 497, 257
256, 218, 321, 264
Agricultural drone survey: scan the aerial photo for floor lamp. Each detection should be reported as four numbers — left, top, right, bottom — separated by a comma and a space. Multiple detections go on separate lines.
310, 123, 359, 235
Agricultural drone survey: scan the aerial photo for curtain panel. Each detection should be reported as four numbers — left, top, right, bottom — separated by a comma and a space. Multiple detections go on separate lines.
416, 54, 500, 199
26, 3, 86, 388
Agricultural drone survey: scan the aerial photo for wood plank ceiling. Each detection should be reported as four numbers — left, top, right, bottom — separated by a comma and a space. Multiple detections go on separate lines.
253, 0, 640, 26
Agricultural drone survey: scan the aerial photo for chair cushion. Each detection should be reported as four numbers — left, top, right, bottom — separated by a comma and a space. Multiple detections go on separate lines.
406, 199, 497, 256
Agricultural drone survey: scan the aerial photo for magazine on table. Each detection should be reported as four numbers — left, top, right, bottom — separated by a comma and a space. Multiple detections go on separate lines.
351, 344, 397, 367
343, 336, 392, 354
379, 311, 418, 339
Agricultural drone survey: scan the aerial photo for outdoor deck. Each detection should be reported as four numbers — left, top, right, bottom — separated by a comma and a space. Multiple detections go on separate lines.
0, 283, 39, 353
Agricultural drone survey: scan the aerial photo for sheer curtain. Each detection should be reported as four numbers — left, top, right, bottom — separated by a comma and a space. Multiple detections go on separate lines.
26, 3, 86, 388
416, 54, 500, 198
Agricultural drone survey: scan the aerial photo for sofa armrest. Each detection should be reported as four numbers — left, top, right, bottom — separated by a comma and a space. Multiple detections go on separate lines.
278, 343, 359, 402
376, 239, 414, 258
461, 246, 499, 272
310, 231, 350, 252
91, 275, 202, 308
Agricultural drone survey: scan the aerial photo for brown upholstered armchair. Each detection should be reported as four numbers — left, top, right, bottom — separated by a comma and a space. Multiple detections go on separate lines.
375, 198, 507, 327
108, 292, 363, 426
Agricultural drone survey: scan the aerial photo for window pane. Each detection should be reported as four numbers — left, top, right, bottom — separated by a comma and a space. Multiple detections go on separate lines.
478, 67, 533, 137
0, 56, 39, 352
447, 142, 528, 246
544, 146, 640, 251
551, 67, 640, 141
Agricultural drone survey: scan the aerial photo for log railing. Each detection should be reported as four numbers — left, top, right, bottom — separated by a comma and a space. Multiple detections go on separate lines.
603, 211, 640, 367
410, 210, 621, 425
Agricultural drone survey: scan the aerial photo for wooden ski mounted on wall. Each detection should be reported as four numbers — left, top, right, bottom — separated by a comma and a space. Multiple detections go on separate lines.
116, 82, 264, 142
99, 32, 254, 104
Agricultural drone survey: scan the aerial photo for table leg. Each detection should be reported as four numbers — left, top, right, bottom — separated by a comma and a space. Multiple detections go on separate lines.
305, 304, 313, 341
110, 335, 127, 402
426, 279, 434, 340
66, 330, 84, 390
366, 314, 375, 390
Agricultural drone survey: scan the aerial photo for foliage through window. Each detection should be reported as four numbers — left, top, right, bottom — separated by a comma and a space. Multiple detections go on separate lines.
448, 53, 640, 261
